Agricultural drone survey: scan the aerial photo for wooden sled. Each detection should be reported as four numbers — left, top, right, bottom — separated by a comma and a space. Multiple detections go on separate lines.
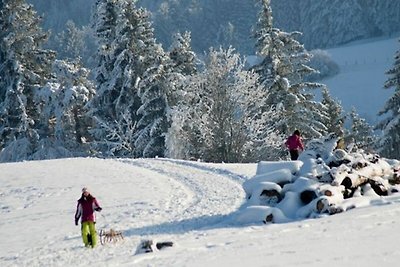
99, 228, 124, 245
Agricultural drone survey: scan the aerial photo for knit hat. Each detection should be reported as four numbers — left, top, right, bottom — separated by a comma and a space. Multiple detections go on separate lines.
82, 187, 89, 193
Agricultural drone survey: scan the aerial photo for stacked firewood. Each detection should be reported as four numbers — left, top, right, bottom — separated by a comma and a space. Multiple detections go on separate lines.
238, 134, 400, 224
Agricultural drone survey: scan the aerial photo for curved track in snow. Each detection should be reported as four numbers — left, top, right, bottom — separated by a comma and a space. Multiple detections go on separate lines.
120, 158, 247, 235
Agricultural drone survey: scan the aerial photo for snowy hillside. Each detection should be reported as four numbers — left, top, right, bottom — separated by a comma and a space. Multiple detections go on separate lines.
324, 36, 399, 124
1, 157, 400, 266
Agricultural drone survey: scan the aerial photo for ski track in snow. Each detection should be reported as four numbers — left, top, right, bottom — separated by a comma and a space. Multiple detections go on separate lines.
120, 158, 247, 235
0, 158, 247, 266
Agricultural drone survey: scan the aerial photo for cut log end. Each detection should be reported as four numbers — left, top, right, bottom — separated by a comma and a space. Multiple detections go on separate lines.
263, 213, 274, 224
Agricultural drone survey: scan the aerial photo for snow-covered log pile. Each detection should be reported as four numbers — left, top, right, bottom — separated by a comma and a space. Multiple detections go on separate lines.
237, 134, 400, 224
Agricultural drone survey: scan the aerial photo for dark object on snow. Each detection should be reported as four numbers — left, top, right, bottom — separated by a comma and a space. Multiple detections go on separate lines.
263, 213, 274, 224
369, 154, 380, 164
328, 148, 351, 168
343, 188, 355, 199
260, 189, 282, 205
316, 198, 344, 215
260, 189, 280, 198
316, 198, 327, 212
341, 177, 357, 199
156, 241, 174, 250
136, 239, 154, 254
300, 190, 318, 204
328, 158, 351, 168
352, 161, 368, 170
135, 239, 174, 255
342, 177, 389, 198
328, 206, 344, 215
389, 170, 400, 185
368, 180, 388, 196
341, 177, 352, 189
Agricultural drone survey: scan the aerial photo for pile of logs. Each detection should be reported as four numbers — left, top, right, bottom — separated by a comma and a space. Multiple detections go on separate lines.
242, 135, 400, 224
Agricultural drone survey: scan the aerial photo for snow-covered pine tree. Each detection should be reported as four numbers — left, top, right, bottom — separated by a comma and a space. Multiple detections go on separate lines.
54, 20, 86, 61
376, 39, 400, 159
253, 0, 328, 140
91, 0, 118, 97
300, 0, 369, 49
89, 0, 172, 158
346, 108, 377, 152
86, 0, 120, 156
135, 56, 172, 158
0, 0, 56, 162
119, 2, 176, 158
33, 59, 95, 159
172, 47, 276, 162
169, 31, 197, 77
89, 0, 153, 157
51, 60, 95, 150
321, 88, 345, 137
131, 3, 177, 158
164, 31, 200, 159
167, 31, 198, 107
362, 0, 400, 39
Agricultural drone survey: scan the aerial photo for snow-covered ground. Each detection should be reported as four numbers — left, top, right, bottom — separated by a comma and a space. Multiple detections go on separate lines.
1, 157, 400, 267
324, 36, 399, 124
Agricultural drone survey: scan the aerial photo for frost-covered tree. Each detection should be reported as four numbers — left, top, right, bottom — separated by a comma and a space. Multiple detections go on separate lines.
26, 0, 400, 57
321, 88, 345, 137
300, 0, 370, 49
27, 0, 93, 33
54, 20, 86, 61
130, 4, 177, 158
363, 0, 400, 39
89, 0, 147, 157
135, 58, 172, 158
376, 39, 400, 159
86, 0, 120, 156
0, 0, 56, 162
169, 31, 197, 77
167, 31, 198, 107
120, 2, 174, 158
346, 108, 377, 152
33, 59, 95, 159
306, 49, 340, 82
253, 0, 328, 140
168, 47, 278, 162
89, 0, 172, 158
92, 0, 118, 92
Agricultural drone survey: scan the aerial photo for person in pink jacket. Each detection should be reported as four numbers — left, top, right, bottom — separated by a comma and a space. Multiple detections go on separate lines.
285, 130, 304, 160
75, 187, 102, 248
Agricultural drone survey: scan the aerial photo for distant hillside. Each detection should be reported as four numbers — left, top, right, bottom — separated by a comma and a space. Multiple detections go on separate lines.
324, 37, 399, 124
28, 0, 400, 55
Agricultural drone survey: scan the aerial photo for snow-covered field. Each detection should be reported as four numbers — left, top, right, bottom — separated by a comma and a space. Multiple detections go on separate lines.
324, 36, 399, 124
1, 157, 400, 267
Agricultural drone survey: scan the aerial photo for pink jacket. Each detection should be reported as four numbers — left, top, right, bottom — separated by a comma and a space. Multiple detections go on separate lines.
75, 195, 101, 223
285, 134, 304, 151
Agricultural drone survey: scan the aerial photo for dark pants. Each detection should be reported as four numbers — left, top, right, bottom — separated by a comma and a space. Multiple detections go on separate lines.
289, 150, 299, 160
